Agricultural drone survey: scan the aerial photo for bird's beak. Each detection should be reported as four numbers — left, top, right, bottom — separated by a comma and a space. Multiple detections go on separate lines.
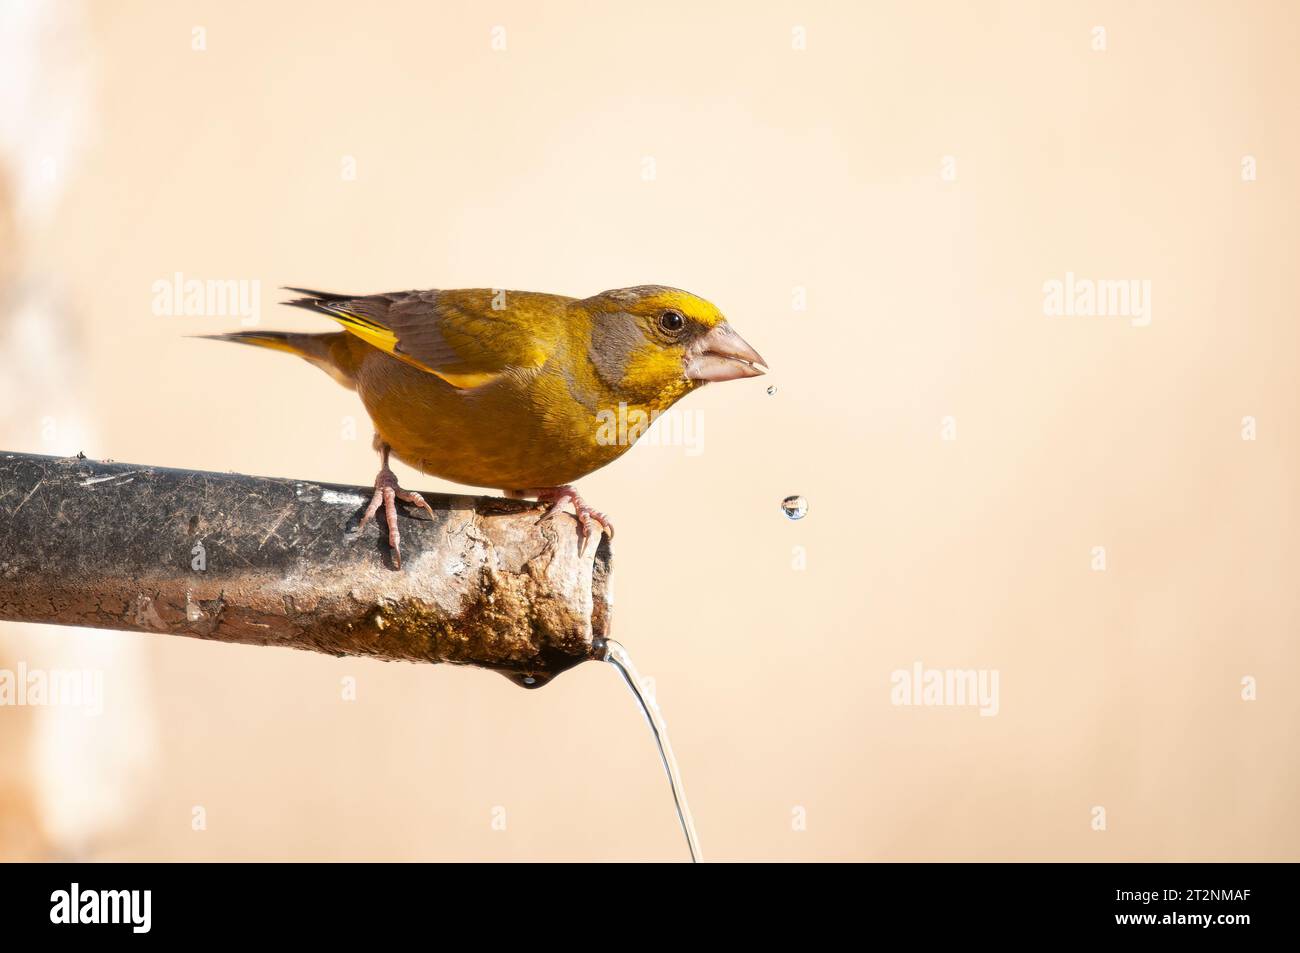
685, 322, 768, 382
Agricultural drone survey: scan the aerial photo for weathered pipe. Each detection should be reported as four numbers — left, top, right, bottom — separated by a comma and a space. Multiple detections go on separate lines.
0, 452, 612, 688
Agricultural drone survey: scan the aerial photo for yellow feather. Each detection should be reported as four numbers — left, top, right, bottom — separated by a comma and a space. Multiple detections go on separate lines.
327, 310, 499, 390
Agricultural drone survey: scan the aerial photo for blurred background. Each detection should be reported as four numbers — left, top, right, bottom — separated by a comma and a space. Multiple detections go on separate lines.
1, 0, 1297, 861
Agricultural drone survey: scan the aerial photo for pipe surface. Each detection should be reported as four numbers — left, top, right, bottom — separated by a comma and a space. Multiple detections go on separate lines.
0, 452, 613, 688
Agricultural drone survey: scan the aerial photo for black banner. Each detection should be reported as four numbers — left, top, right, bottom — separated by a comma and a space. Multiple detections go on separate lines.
0, 861, 1285, 940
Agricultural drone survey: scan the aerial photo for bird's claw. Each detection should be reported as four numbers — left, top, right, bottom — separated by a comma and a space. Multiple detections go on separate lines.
530, 485, 613, 557
356, 466, 435, 569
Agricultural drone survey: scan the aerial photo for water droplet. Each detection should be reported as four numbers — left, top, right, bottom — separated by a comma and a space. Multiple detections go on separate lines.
766, 385, 777, 396
781, 495, 808, 520
523, 676, 536, 685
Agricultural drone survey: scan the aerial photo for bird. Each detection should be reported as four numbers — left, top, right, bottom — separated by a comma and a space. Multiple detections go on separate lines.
203, 285, 767, 567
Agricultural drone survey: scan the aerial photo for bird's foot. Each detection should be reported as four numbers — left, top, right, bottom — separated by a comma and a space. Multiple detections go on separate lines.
356, 465, 435, 569
514, 485, 614, 556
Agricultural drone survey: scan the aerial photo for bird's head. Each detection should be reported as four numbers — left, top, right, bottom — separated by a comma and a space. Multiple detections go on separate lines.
583, 285, 767, 409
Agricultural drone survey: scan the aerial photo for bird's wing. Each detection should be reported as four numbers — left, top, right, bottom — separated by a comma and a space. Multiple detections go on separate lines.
285, 288, 561, 389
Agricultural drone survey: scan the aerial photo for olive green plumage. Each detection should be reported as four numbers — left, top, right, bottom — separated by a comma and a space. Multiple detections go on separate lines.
205, 284, 766, 491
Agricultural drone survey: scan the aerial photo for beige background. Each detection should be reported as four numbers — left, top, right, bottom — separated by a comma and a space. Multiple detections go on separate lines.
1, 0, 1297, 860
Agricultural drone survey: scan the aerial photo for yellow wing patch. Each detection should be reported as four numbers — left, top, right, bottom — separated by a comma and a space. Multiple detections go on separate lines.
325, 308, 501, 389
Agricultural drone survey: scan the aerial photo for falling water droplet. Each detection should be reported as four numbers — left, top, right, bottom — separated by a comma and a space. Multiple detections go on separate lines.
766, 385, 777, 396
781, 495, 808, 520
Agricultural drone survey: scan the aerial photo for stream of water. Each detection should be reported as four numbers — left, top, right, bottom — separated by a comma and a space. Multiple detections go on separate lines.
603, 639, 702, 863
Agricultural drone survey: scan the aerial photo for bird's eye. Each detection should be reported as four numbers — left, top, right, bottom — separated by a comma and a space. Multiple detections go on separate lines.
659, 310, 685, 334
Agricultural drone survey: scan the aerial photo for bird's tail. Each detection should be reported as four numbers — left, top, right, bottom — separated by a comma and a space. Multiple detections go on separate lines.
281, 287, 359, 315
196, 330, 357, 389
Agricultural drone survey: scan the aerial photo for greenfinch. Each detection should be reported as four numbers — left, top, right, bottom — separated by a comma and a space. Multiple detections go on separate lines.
205, 285, 766, 567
